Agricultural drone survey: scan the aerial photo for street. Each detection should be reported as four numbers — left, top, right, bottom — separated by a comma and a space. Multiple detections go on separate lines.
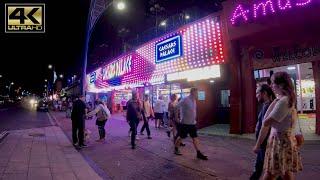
0, 106, 52, 132
0, 106, 320, 179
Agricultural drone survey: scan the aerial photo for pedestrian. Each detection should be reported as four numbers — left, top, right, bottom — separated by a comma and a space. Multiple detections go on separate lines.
87, 100, 111, 142
250, 84, 276, 180
253, 72, 302, 180
140, 94, 154, 139
154, 95, 165, 128
174, 87, 208, 160
71, 94, 87, 148
126, 90, 142, 149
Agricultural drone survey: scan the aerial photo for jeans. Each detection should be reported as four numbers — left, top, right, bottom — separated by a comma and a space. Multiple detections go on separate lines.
250, 148, 266, 180
140, 115, 151, 136
130, 120, 139, 147
97, 120, 107, 139
72, 119, 84, 146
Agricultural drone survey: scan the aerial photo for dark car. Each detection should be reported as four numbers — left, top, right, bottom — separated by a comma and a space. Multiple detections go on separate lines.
37, 98, 49, 112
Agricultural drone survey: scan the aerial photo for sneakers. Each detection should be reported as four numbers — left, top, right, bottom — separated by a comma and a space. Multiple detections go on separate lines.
136, 136, 140, 140
140, 132, 145, 135
79, 144, 88, 148
197, 152, 208, 160
95, 138, 105, 142
147, 136, 152, 139
131, 145, 136, 149
174, 149, 182, 155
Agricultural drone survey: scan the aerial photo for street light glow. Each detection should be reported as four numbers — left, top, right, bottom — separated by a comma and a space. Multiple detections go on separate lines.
59, 74, 64, 78
48, 64, 53, 69
0, 75, 2, 78
160, 21, 166, 26
11, 82, 14, 85
45, 79, 48, 82
117, 1, 126, 10
185, 15, 190, 20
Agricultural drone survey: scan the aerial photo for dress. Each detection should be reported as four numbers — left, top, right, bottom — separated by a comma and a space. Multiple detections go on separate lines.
263, 96, 302, 176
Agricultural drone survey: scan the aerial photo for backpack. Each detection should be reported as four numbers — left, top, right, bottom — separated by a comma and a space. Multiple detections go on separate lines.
97, 105, 109, 121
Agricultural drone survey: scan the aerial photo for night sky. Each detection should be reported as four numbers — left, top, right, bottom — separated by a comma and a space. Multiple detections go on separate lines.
0, 0, 223, 95
0, 0, 90, 94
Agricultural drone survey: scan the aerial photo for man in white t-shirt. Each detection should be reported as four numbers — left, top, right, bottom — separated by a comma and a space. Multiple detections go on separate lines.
154, 96, 165, 128
174, 87, 208, 160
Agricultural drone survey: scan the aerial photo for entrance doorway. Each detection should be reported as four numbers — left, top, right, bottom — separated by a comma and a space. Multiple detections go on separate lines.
254, 62, 316, 135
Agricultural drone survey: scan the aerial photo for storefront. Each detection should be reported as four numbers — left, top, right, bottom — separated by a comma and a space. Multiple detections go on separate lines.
85, 15, 230, 128
222, 0, 320, 134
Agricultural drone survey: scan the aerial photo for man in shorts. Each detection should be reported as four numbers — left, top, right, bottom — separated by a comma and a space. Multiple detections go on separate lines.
174, 87, 208, 160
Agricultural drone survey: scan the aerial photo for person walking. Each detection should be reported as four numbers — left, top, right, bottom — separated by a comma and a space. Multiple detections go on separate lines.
250, 84, 275, 180
87, 100, 111, 142
174, 88, 208, 160
140, 94, 154, 139
154, 95, 165, 128
71, 95, 87, 148
253, 72, 302, 180
126, 90, 142, 149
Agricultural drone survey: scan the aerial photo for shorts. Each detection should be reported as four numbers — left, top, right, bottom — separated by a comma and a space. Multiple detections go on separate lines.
179, 124, 198, 139
154, 113, 164, 120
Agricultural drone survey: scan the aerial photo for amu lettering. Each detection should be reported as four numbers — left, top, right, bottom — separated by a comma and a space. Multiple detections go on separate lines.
231, 0, 314, 25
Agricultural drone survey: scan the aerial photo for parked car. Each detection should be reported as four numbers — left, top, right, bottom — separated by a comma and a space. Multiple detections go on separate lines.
37, 98, 48, 112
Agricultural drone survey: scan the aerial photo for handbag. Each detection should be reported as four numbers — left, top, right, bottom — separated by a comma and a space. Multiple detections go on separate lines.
294, 111, 304, 147
97, 107, 108, 121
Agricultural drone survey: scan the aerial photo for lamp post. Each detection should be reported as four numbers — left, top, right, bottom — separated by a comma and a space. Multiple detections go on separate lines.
8, 82, 14, 97
149, 2, 165, 36
82, 0, 126, 95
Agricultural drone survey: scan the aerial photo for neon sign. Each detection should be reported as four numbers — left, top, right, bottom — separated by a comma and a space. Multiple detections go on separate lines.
102, 55, 132, 80
231, 0, 314, 25
156, 35, 183, 63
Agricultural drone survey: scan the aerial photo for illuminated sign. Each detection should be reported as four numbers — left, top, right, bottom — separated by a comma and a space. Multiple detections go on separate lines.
230, 0, 315, 25
156, 35, 182, 63
102, 55, 132, 80
89, 72, 96, 84
167, 65, 221, 82
86, 16, 225, 93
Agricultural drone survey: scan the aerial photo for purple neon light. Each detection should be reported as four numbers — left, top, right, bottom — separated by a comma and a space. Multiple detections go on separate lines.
253, 0, 276, 18
296, 0, 312, 6
278, 0, 292, 10
231, 5, 250, 25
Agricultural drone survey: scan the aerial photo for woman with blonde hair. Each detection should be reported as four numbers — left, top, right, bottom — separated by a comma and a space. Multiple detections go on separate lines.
253, 72, 302, 180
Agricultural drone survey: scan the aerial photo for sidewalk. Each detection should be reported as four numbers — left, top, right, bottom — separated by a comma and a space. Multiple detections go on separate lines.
0, 125, 102, 180
50, 111, 320, 180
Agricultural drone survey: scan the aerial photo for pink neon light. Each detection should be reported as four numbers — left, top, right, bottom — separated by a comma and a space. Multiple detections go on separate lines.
87, 16, 225, 92
296, 0, 312, 6
278, 0, 292, 10
253, 0, 276, 18
230, 4, 249, 25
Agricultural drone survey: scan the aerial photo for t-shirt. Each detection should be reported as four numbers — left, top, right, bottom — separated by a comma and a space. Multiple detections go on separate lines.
71, 99, 86, 121
268, 96, 295, 133
177, 96, 197, 125
154, 99, 165, 113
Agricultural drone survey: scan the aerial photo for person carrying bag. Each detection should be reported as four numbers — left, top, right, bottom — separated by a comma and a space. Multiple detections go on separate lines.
87, 100, 111, 142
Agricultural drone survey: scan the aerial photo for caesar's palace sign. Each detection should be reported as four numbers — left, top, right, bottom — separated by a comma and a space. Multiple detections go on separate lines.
102, 55, 132, 80
156, 35, 183, 63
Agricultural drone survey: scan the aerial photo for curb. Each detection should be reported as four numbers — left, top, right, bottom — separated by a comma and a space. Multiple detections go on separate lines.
48, 111, 111, 180
0, 131, 9, 143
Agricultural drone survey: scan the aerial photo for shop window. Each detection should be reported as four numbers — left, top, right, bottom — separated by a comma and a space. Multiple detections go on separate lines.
220, 90, 230, 107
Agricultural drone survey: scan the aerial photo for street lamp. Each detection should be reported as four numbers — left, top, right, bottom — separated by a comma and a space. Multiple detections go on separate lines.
48, 64, 53, 69
117, 1, 126, 10
59, 74, 64, 79
185, 15, 190, 20
82, 0, 127, 95
45, 79, 48, 82
160, 20, 166, 26
0, 75, 2, 78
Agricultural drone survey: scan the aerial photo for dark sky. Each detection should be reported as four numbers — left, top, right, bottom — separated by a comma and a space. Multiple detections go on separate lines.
0, 0, 90, 94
